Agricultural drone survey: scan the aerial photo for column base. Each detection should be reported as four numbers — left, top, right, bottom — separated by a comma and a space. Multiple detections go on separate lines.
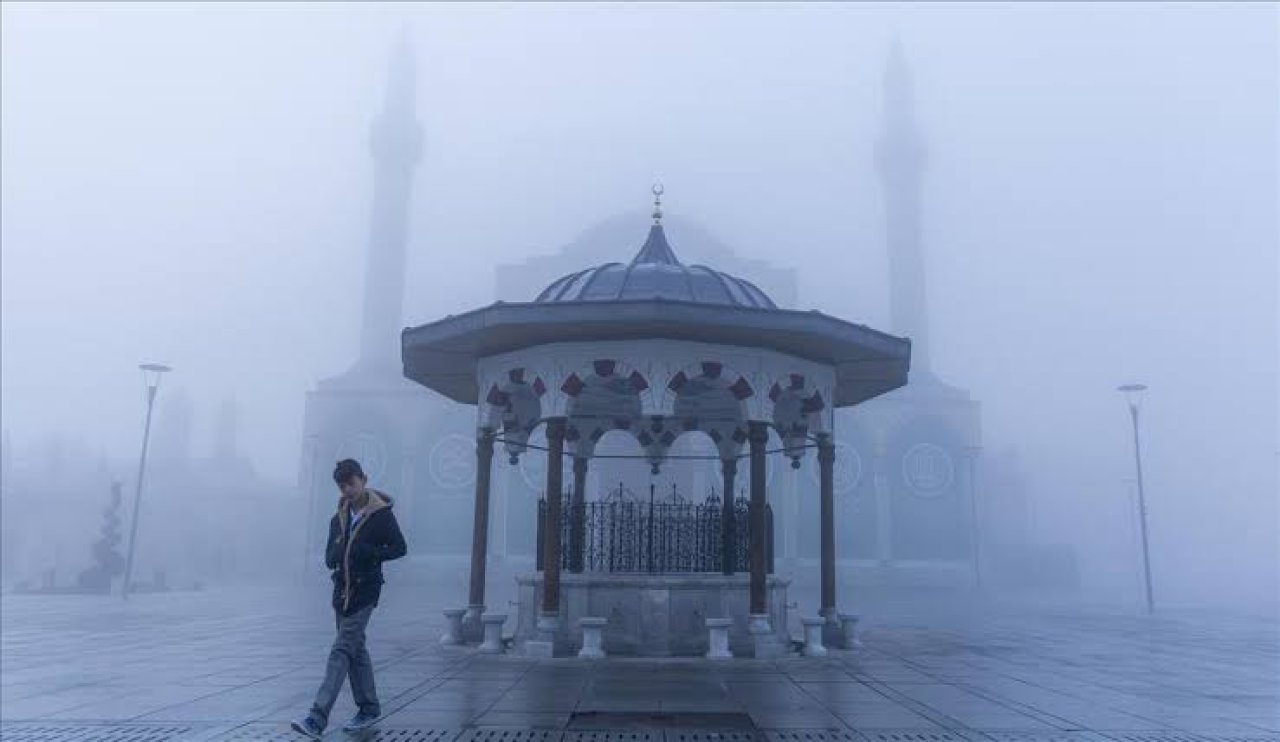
461, 603, 486, 644
749, 613, 787, 659
522, 612, 561, 657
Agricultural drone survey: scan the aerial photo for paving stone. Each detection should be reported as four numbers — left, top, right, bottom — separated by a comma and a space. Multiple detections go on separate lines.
1, 583, 1276, 740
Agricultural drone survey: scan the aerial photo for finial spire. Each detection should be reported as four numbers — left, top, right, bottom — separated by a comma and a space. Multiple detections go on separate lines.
631, 183, 680, 266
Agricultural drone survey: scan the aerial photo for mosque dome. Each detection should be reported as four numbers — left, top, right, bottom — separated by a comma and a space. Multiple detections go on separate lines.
534, 189, 777, 310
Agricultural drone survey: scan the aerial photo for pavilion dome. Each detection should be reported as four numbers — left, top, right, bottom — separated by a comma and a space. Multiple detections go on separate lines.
533, 218, 778, 310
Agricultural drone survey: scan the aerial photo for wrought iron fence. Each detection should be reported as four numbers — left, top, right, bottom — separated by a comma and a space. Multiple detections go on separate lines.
536, 484, 773, 574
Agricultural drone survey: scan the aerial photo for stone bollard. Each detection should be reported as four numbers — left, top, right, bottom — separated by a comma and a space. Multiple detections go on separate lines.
479, 614, 507, 654
801, 617, 828, 657
838, 613, 863, 649
705, 618, 733, 659
578, 617, 607, 659
440, 609, 466, 646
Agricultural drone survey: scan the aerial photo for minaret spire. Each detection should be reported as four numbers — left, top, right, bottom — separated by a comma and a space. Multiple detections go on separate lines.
631, 184, 680, 265
360, 31, 423, 370
876, 38, 931, 375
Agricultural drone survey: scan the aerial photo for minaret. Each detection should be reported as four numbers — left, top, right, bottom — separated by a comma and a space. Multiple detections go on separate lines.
214, 398, 238, 462
360, 33, 423, 370
875, 40, 931, 374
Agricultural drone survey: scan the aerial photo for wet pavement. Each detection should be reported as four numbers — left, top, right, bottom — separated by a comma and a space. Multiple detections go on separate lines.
1, 572, 1276, 741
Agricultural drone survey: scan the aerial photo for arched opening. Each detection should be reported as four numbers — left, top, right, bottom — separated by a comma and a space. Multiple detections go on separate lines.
587, 429, 649, 501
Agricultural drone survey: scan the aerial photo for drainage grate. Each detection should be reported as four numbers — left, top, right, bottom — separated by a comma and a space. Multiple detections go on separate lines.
368, 732, 468, 742
209, 724, 308, 741
1189, 738, 1280, 742
1100, 736, 1233, 742
457, 731, 564, 742
569, 714, 757, 731
564, 733, 663, 742
666, 733, 764, 742
978, 734, 1101, 742
209, 725, 465, 741
766, 733, 861, 742
0, 724, 199, 742
858, 732, 970, 742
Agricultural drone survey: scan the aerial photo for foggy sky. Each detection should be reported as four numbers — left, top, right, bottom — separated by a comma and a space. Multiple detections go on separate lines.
2, 3, 1276, 606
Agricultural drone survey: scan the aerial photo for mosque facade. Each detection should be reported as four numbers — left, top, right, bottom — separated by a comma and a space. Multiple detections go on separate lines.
299, 38, 998, 588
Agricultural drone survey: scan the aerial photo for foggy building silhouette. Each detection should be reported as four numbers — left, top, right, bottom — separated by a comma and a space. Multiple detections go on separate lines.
297, 35, 474, 565
816, 40, 986, 584
296, 37, 1064, 588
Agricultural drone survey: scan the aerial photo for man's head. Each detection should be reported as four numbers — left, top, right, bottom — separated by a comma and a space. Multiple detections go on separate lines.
333, 459, 367, 502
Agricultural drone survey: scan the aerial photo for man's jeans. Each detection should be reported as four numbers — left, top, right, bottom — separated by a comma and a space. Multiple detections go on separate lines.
309, 604, 380, 727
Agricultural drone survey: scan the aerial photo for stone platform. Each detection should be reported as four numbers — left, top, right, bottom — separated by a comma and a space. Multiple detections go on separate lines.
513, 572, 792, 656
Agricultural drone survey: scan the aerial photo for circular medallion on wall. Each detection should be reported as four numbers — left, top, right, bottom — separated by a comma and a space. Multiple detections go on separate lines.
335, 433, 389, 483
809, 441, 863, 496
720, 451, 779, 501
428, 433, 476, 491
518, 451, 575, 494
901, 442, 954, 498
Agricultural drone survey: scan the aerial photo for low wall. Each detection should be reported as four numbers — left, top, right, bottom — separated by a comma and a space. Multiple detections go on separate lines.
512, 572, 791, 656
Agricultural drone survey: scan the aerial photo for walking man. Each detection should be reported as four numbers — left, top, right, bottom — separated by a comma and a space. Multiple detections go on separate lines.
293, 459, 407, 738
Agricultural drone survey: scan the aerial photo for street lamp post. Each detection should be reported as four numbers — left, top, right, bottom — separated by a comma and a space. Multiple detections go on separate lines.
302, 434, 320, 574
963, 445, 983, 590
122, 363, 171, 600
1118, 383, 1154, 613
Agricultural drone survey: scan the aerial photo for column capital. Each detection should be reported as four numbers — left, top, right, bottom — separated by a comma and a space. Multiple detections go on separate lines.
721, 457, 738, 476
817, 433, 835, 464
747, 420, 770, 445
573, 456, 590, 475
544, 416, 568, 442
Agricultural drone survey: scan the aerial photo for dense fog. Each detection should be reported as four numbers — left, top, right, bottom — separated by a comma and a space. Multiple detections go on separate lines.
1, 3, 1275, 612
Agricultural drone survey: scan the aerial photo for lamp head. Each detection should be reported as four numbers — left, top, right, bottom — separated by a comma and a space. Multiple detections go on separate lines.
1117, 383, 1148, 410
139, 363, 172, 391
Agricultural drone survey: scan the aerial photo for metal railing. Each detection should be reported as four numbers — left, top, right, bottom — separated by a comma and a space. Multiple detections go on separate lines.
536, 484, 773, 574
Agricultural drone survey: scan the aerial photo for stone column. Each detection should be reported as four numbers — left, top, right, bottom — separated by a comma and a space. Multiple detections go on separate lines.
720, 458, 737, 575
818, 433, 837, 623
873, 439, 893, 566
570, 456, 589, 573
496, 451, 509, 562
748, 421, 769, 615
465, 428, 496, 641
541, 418, 567, 617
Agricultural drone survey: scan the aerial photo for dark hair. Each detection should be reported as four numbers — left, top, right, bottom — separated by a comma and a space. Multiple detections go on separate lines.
333, 459, 365, 485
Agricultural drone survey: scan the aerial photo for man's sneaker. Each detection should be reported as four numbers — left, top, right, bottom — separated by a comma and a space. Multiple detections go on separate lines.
342, 710, 380, 733
290, 715, 324, 739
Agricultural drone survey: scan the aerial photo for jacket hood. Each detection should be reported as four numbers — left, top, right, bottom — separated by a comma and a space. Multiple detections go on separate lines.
337, 488, 392, 530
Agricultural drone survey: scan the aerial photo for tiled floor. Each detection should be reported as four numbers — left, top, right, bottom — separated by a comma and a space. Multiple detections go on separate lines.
1, 573, 1276, 741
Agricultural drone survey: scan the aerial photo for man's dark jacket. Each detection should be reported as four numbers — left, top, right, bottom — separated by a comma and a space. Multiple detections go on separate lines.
325, 489, 407, 616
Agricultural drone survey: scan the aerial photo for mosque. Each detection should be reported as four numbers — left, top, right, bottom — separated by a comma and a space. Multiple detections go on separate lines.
298, 37, 1011, 604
